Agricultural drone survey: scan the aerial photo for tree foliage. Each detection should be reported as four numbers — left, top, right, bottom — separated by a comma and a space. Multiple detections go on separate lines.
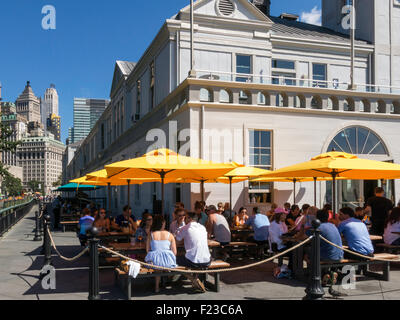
52, 174, 62, 188
0, 112, 22, 178
1, 175, 23, 196
27, 180, 44, 193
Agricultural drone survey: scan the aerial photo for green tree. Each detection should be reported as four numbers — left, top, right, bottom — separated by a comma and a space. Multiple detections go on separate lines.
2, 175, 23, 196
0, 113, 21, 178
52, 174, 62, 188
27, 180, 44, 193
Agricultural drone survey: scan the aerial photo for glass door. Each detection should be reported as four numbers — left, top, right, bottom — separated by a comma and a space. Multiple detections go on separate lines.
339, 180, 363, 209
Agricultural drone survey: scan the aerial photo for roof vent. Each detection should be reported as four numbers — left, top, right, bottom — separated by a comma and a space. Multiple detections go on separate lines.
279, 13, 299, 21
217, 0, 235, 16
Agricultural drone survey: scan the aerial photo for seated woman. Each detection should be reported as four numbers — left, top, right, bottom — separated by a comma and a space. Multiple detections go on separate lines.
233, 207, 249, 226
135, 212, 153, 243
145, 215, 177, 293
269, 211, 289, 252
384, 207, 400, 246
269, 211, 293, 270
93, 208, 110, 233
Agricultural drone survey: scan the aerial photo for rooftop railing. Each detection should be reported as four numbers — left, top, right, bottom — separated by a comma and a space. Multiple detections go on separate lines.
196, 70, 400, 95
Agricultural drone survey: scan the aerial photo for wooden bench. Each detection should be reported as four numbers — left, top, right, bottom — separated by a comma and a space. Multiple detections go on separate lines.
60, 221, 79, 232
114, 260, 230, 300
376, 243, 400, 254
321, 253, 400, 281
223, 241, 264, 259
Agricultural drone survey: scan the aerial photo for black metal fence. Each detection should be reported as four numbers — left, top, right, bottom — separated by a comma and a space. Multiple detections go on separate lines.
0, 199, 36, 237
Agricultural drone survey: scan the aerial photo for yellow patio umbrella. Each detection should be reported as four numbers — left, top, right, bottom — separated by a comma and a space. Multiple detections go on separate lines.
104, 149, 241, 222
175, 166, 268, 213
71, 170, 164, 215
259, 151, 400, 213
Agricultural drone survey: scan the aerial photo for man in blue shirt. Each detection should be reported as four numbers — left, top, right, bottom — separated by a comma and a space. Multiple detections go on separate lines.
245, 207, 270, 244
245, 207, 270, 260
338, 207, 374, 258
78, 208, 95, 246
316, 210, 344, 261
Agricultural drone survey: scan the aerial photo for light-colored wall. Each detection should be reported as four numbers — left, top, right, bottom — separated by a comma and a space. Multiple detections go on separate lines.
188, 105, 400, 212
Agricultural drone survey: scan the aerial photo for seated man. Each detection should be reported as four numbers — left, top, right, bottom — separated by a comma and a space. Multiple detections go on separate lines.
194, 201, 208, 227
245, 207, 270, 245
78, 208, 95, 246
169, 208, 186, 236
316, 209, 344, 295
176, 211, 211, 292
338, 207, 374, 258
317, 210, 344, 261
245, 207, 270, 259
206, 205, 231, 246
112, 205, 137, 234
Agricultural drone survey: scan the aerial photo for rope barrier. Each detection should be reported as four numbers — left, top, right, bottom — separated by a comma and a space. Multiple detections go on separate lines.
99, 236, 313, 274
320, 236, 400, 262
47, 227, 89, 262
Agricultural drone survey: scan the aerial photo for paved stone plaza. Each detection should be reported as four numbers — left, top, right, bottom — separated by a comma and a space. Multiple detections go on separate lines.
1, 204, 400, 300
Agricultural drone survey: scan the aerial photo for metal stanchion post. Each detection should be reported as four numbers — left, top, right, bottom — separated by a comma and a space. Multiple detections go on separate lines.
39, 207, 44, 234
43, 215, 52, 267
304, 219, 325, 300
34, 211, 42, 241
88, 227, 101, 300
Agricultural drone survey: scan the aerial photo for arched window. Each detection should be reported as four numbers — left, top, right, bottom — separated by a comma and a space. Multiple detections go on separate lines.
295, 95, 306, 108
328, 96, 339, 110
200, 88, 212, 102
376, 100, 387, 113
344, 98, 355, 111
276, 93, 288, 107
220, 89, 232, 103
311, 96, 322, 109
327, 126, 389, 155
391, 101, 400, 114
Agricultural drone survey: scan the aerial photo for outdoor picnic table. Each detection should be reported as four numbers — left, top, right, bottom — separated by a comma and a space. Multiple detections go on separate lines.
97, 231, 131, 242
106, 240, 221, 258
281, 234, 310, 280
108, 240, 221, 252
230, 226, 253, 241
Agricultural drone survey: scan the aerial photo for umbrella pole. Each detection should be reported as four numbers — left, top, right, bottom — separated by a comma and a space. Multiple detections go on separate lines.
201, 180, 205, 203
160, 171, 166, 226
107, 183, 111, 215
332, 173, 337, 217
293, 179, 297, 205
229, 176, 233, 224
127, 180, 131, 209
314, 177, 317, 207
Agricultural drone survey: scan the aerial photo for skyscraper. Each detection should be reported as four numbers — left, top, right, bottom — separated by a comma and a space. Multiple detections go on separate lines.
15, 81, 41, 123
69, 98, 109, 144
41, 84, 59, 129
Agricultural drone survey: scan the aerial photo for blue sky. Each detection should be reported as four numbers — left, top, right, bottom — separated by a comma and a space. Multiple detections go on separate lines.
0, 0, 320, 143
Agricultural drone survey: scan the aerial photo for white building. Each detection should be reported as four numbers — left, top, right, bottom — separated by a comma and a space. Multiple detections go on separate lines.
41, 84, 59, 129
66, 0, 400, 217
18, 132, 65, 195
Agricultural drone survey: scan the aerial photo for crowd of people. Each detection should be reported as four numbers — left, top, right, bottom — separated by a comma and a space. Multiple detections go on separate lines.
55, 186, 400, 292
